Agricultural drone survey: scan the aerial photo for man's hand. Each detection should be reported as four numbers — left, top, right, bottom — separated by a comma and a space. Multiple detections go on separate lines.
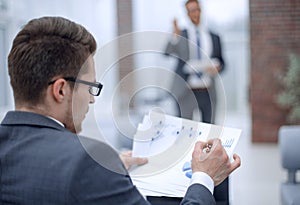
205, 65, 220, 76
119, 150, 148, 170
173, 18, 181, 36
191, 139, 241, 186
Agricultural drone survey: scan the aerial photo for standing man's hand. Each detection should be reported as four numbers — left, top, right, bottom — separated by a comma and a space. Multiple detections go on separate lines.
205, 59, 221, 76
191, 139, 241, 186
120, 150, 148, 170
173, 18, 181, 36
205, 66, 220, 76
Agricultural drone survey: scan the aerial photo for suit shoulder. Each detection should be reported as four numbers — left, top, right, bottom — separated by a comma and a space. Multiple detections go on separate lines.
75, 136, 127, 175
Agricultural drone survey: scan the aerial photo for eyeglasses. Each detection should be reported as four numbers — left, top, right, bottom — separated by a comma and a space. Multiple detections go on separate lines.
48, 77, 103, 96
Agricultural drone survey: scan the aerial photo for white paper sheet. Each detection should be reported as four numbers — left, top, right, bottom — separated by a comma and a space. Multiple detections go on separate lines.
130, 111, 241, 197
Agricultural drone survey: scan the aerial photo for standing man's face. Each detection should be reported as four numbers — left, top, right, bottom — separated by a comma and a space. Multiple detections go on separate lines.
186, 1, 201, 26
66, 56, 96, 133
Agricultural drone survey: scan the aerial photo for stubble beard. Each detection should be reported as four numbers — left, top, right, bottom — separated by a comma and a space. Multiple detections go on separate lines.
65, 99, 82, 134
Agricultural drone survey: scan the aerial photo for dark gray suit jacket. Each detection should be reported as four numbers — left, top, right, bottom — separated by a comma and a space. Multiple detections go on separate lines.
0, 111, 215, 205
165, 29, 225, 101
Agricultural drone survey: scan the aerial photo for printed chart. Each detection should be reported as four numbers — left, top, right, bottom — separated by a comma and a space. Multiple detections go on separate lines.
130, 111, 241, 197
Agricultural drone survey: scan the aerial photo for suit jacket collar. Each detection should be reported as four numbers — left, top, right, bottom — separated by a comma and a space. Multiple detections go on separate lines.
1, 111, 67, 132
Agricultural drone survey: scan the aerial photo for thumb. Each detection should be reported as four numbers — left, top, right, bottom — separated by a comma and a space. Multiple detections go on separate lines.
133, 157, 148, 166
229, 154, 241, 174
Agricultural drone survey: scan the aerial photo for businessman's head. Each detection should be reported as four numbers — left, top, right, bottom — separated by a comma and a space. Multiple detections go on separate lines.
185, 0, 201, 26
8, 16, 98, 133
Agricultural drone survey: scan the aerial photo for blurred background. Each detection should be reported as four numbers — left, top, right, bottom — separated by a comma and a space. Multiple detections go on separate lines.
1, 0, 299, 204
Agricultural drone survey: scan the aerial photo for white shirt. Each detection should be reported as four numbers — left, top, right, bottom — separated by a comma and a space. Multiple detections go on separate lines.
187, 23, 212, 61
47, 116, 65, 127
185, 22, 216, 89
191, 172, 214, 194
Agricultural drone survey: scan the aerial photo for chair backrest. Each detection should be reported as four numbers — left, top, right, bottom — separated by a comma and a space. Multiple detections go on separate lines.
279, 125, 300, 183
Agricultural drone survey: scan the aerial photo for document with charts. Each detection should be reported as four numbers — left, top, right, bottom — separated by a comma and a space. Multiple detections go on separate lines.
130, 111, 241, 197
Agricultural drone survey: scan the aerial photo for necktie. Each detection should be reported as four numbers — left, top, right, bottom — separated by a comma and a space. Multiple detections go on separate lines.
195, 29, 202, 78
196, 29, 201, 59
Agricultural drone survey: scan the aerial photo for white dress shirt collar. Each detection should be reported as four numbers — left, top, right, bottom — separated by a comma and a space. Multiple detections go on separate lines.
47, 116, 65, 127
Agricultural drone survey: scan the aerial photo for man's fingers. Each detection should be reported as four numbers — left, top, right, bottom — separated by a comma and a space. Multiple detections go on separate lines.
195, 141, 208, 150
192, 141, 208, 157
207, 138, 221, 147
120, 150, 148, 170
122, 150, 132, 157
173, 18, 177, 26
123, 156, 148, 170
193, 139, 222, 157
133, 157, 148, 166
229, 154, 241, 174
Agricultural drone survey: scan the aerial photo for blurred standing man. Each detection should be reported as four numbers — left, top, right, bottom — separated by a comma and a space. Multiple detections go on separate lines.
164, 0, 228, 204
165, 0, 224, 124
0, 16, 240, 205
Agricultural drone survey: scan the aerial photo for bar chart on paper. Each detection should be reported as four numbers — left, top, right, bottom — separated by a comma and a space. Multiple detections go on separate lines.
130, 111, 242, 197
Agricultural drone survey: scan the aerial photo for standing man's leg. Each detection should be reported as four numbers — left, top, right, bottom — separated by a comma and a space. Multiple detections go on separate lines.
179, 92, 196, 120
194, 90, 211, 123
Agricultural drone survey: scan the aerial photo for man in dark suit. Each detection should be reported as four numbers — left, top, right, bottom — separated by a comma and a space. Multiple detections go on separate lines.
164, 0, 229, 204
0, 16, 240, 205
165, 0, 224, 123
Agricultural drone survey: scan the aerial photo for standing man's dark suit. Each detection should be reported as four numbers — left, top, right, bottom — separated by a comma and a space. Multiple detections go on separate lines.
0, 111, 216, 205
164, 28, 229, 205
165, 29, 225, 123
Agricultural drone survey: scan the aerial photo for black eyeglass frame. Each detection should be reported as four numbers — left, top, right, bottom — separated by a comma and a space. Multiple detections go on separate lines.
48, 77, 103, 96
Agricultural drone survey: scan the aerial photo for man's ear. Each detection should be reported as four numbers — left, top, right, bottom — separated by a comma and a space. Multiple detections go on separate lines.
51, 79, 69, 103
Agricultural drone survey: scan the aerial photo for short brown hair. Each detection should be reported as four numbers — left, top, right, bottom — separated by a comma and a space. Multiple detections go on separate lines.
185, 0, 199, 7
8, 16, 97, 106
